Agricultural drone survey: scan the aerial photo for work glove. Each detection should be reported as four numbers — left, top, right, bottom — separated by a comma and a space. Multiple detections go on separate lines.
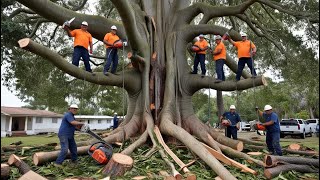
80, 124, 90, 133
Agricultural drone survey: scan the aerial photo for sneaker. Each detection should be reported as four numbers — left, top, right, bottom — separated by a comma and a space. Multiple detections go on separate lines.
201, 74, 205, 78
54, 163, 63, 168
215, 79, 222, 83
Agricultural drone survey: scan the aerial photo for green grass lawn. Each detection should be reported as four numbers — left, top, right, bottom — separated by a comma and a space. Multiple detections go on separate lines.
1, 134, 59, 147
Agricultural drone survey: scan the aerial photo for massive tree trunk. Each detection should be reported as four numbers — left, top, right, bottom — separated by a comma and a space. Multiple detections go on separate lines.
16, 0, 267, 178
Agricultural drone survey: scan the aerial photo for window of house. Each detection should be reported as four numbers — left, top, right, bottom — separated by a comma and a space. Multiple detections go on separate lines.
52, 118, 58, 123
107, 120, 111, 123
98, 120, 102, 124
36, 117, 43, 123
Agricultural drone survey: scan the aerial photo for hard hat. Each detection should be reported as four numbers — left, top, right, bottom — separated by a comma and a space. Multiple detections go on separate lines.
111, 25, 117, 30
114, 112, 118, 115
69, 104, 79, 109
215, 35, 222, 40
199, 34, 204, 38
240, 32, 247, 37
81, 21, 88, 26
264, 105, 272, 111
230, 105, 236, 109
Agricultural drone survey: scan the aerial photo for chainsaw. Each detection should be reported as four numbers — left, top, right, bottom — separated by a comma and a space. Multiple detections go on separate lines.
62, 17, 75, 28
79, 124, 113, 165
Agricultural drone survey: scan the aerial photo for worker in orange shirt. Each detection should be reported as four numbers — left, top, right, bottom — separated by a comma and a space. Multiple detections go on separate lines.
63, 21, 93, 73
191, 34, 209, 78
227, 32, 257, 81
212, 35, 226, 83
103, 25, 120, 75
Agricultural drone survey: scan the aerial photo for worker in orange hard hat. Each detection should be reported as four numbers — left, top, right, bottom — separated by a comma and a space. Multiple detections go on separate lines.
256, 105, 282, 156
103, 25, 120, 75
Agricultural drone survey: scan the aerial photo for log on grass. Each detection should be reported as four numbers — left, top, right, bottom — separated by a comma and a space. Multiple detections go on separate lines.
283, 149, 319, 156
1, 164, 10, 179
10, 141, 22, 146
33, 145, 90, 166
102, 153, 133, 177
264, 155, 319, 168
2, 145, 22, 152
238, 137, 266, 146
244, 145, 266, 151
18, 170, 48, 180
264, 164, 318, 179
8, 154, 31, 174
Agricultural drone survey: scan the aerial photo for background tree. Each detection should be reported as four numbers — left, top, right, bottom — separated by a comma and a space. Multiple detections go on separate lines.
2, 0, 319, 178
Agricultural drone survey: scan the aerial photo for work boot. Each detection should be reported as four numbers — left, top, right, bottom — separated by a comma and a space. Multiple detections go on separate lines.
54, 163, 63, 168
215, 79, 222, 83
201, 74, 205, 78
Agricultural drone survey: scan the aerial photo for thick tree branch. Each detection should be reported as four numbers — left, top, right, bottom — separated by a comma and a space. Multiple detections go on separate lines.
18, 38, 141, 94
16, 0, 125, 41
8, 8, 35, 19
187, 75, 267, 94
177, 0, 257, 25
257, 0, 319, 23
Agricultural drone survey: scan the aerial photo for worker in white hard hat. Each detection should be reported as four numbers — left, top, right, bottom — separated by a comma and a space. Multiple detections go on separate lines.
226, 32, 257, 81
63, 21, 94, 73
212, 35, 226, 83
190, 34, 209, 78
103, 25, 120, 75
220, 105, 241, 139
55, 104, 86, 167
256, 105, 282, 156
113, 112, 119, 130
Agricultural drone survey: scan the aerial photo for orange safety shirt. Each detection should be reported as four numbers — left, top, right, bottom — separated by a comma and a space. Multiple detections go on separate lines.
194, 40, 209, 54
233, 40, 256, 58
104, 33, 120, 48
70, 29, 92, 50
213, 42, 226, 61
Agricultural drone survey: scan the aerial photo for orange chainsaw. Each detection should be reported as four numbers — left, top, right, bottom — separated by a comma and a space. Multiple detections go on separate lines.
253, 123, 266, 131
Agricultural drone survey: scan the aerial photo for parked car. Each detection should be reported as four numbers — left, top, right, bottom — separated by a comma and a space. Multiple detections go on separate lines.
240, 121, 251, 131
306, 119, 319, 133
316, 123, 319, 137
280, 119, 312, 139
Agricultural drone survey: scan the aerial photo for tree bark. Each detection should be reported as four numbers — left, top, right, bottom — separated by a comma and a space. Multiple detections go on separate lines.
1, 164, 10, 179
102, 153, 133, 177
264, 164, 318, 179
7, 154, 31, 175
282, 149, 319, 156
264, 155, 319, 168
238, 137, 266, 146
33, 146, 90, 166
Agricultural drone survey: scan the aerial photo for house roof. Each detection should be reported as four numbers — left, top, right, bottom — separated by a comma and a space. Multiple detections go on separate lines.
1, 106, 63, 117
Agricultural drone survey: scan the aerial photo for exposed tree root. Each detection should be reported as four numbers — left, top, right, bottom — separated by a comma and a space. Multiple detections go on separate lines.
160, 117, 237, 180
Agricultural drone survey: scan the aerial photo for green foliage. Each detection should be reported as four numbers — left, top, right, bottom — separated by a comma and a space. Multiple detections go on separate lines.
295, 110, 310, 119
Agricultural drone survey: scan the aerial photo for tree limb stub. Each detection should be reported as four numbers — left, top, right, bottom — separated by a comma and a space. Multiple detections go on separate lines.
18, 38, 141, 94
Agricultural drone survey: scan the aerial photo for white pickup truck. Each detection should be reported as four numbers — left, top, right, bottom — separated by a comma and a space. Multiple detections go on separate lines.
280, 119, 312, 139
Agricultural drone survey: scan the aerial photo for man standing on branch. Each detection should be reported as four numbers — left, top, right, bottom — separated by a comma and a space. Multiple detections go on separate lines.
55, 104, 85, 167
220, 105, 241, 140
113, 113, 119, 130
191, 34, 209, 78
212, 35, 226, 83
256, 105, 282, 156
227, 32, 257, 81
63, 21, 93, 73
103, 25, 120, 75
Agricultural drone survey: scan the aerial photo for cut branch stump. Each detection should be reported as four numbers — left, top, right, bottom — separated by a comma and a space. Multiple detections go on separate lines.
7, 154, 31, 174
264, 164, 318, 179
287, 143, 301, 151
17, 170, 48, 180
33, 145, 90, 166
1, 163, 10, 179
264, 155, 319, 168
102, 153, 133, 177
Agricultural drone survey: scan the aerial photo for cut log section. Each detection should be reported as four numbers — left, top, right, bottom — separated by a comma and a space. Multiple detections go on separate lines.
2, 145, 21, 152
10, 141, 23, 146
238, 137, 266, 146
18, 170, 48, 180
244, 145, 266, 151
287, 143, 301, 151
1, 163, 10, 179
264, 155, 319, 168
33, 145, 90, 166
283, 149, 319, 156
154, 126, 196, 180
102, 153, 133, 177
264, 164, 318, 179
202, 143, 257, 175
8, 154, 31, 174
247, 152, 263, 156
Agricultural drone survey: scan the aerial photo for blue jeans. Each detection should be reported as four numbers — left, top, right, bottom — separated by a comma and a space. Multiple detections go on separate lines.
236, 57, 257, 81
55, 135, 78, 164
226, 126, 238, 140
192, 54, 206, 75
215, 59, 225, 81
266, 131, 282, 156
72, 46, 92, 72
104, 48, 119, 74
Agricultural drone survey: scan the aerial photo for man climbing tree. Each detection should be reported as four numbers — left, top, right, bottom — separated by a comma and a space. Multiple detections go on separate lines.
2, 0, 319, 179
